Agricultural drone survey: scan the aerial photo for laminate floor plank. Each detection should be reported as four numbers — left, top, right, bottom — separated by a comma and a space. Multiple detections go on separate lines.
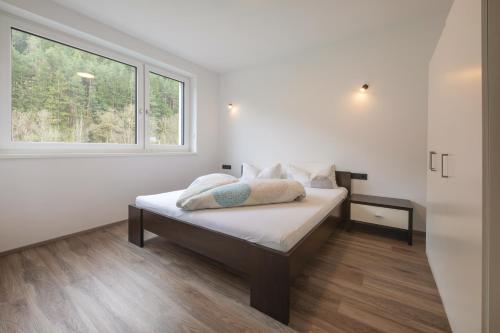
0, 254, 59, 333
77, 228, 286, 333
71, 234, 218, 333
0, 223, 451, 332
18, 249, 97, 333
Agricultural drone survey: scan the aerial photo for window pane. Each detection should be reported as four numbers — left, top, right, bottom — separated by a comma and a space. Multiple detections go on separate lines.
148, 72, 183, 145
11, 29, 137, 144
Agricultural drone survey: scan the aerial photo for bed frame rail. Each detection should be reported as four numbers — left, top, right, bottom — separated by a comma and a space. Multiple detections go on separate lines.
128, 171, 351, 324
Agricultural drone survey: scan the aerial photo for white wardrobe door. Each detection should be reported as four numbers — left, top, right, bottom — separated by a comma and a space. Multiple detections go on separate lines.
426, 0, 483, 332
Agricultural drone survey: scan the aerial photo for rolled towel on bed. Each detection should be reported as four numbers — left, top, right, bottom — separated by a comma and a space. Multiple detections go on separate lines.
177, 175, 306, 211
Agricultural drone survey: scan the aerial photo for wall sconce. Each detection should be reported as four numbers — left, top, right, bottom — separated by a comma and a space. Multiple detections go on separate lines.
77, 72, 95, 79
228, 103, 233, 110
360, 84, 369, 92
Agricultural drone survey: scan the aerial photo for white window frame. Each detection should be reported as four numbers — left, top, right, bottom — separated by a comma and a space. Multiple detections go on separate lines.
0, 12, 194, 156
145, 65, 191, 152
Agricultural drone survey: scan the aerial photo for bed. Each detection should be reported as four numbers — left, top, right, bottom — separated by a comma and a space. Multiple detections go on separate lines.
128, 171, 351, 324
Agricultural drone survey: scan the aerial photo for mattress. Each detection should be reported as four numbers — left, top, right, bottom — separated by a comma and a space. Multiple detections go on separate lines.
135, 187, 347, 252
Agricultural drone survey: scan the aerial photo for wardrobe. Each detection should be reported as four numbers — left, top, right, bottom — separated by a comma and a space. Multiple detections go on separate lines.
426, 0, 483, 332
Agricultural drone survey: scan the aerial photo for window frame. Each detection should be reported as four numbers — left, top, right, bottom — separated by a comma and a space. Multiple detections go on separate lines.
0, 13, 194, 156
145, 65, 190, 152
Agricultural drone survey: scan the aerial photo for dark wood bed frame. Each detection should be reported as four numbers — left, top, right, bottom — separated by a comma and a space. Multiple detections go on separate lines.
128, 171, 351, 324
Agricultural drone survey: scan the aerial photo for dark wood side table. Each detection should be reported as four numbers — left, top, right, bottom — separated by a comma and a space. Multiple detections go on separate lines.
350, 194, 414, 245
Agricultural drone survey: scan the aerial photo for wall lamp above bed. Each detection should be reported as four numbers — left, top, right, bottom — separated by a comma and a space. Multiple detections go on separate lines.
360, 84, 369, 92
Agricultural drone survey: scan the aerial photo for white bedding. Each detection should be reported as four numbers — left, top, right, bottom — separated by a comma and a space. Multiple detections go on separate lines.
135, 187, 347, 252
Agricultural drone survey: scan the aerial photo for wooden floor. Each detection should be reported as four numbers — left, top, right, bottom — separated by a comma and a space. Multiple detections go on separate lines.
0, 222, 451, 333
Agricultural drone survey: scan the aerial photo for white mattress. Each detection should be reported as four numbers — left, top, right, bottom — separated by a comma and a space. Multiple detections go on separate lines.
135, 187, 347, 252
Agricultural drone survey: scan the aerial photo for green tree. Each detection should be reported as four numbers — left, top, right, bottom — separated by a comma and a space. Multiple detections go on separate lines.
11, 29, 137, 144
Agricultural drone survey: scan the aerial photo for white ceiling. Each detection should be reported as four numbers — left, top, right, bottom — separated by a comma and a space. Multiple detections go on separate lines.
49, 0, 451, 73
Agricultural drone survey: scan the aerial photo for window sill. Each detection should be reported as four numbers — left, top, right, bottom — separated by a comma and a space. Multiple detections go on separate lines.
0, 151, 198, 159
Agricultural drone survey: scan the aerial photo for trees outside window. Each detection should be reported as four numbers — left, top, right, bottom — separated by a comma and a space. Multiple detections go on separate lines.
148, 72, 183, 145
11, 29, 137, 144
2, 24, 192, 154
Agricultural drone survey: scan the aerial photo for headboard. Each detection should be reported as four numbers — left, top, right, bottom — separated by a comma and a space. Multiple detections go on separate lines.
335, 171, 352, 222
335, 171, 352, 197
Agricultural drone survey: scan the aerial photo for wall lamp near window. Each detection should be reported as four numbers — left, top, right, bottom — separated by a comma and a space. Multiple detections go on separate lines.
360, 84, 369, 92
228, 103, 233, 110
77, 72, 95, 79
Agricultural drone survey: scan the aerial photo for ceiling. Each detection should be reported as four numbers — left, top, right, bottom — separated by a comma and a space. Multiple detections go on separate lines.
49, 0, 452, 73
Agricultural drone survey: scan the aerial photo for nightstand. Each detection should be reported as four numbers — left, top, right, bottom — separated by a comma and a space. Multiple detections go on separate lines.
349, 194, 414, 245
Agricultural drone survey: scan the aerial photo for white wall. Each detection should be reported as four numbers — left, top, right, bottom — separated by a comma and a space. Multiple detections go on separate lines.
0, 0, 220, 253
219, 18, 445, 231
426, 0, 483, 331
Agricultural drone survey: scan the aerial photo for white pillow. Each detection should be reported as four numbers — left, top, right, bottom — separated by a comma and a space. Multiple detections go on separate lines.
285, 163, 338, 189
241, 163, 283, 180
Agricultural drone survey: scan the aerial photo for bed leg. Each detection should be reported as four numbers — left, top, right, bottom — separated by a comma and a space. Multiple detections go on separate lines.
250, 248, 290, 324
343, 199, 352, 231
128, 205, 144, 247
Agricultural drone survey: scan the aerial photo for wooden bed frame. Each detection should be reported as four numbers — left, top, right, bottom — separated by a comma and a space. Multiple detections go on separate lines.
128, 171, 351, 324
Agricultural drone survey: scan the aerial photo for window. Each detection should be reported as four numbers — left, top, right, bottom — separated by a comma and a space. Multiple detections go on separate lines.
0, 16, 192, 155
11, 29, 137, 144
147, 70, 186, 146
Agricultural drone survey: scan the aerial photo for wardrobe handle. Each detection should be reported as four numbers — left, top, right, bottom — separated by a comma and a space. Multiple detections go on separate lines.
429, 151, 437, 171
441, 154, 449, 178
